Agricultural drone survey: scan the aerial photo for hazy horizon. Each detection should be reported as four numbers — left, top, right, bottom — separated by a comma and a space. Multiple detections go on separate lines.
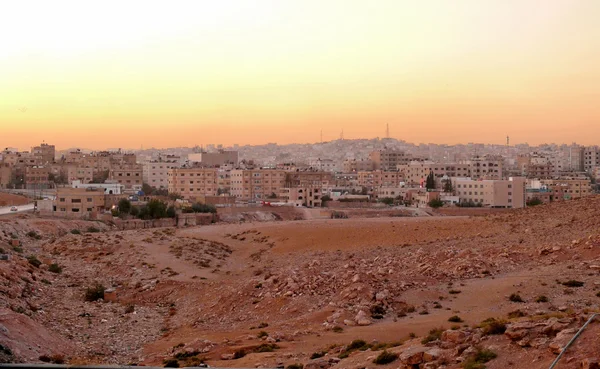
2, 1, 599, 149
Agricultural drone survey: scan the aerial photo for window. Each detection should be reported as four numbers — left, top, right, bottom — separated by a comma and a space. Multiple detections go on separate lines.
87, 198, 92, 202
72, 208, 80, 212
71, 199, 81, 203
59, 198, 65, 202
87, 208, 93, 212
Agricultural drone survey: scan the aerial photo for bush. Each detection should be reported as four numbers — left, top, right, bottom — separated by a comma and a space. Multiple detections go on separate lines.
70, 229, 81, 235
428, 198, 444, 208
310, 351, 326, 359
379, 197, 395, 206
509, 293, 524, 302
449, 289, 461, 294
347, 340, 368, 351
27, 255, 42, 268
332, 326, 343, 333
163, 359, 179, 368
124, 304, 135, 314
535, 295, 548, 303
129, 206, 140, 217
330, 211, 348, 219
526, 197, 543, 206
233, 349, 246, 359
12, 246, 23, 253
286, 364, 303, 369
27, 231, 42, 240
84, 283, 106, 302
562, 280, 584, 287
479, 318, 507, 335
373, 350, 398, 365
254, 343, 278, 352
257, 330, 269, 338
463, 348, 497, 369
191, 203, 217, 214
87, 226, 100, 233
48, 263, 62, 273
448, 315, 463, 323
507, 309, 526, 319
118, 198, 132, 214
421, 328, 444, 344
258, 322, 269, 328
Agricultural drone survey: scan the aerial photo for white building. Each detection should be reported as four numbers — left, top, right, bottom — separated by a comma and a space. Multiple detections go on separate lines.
71, 180, 122, 195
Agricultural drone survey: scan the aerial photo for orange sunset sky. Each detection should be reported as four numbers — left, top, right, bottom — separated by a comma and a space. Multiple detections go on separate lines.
1, 0, 599, 150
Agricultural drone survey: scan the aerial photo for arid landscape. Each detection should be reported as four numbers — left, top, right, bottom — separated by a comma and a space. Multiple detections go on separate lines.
1, 197, 600, 369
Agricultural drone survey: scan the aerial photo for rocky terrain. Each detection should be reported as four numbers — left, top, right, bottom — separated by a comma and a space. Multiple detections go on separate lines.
1, 197, 600, 368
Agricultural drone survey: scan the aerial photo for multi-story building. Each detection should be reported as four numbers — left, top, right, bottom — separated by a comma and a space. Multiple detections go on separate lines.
31, 143, 55, 165
584, 146, 600, 173
108, 164, 143, 189
167, 167, 218, 200
452, 177, 526, 208
53, 188, 106, 217
307, 158, 340, 172
342, 159, 375, 172
282, 186, 322, 207
71, 180, 122, 195
357, 170, 402, 189
230, 169, 287, 200
143, 158, 181, 189
285, 171, 334, 188
369, 149, 410, 170
188, 150, 239, 167
462, 156, 504, 180
539, 177, 592, 200
400, 161, 470, 186
0, 163, 12, 188
25, 166, 50, 189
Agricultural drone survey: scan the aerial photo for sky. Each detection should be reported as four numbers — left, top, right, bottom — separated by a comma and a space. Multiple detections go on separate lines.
1, 0, 599, 150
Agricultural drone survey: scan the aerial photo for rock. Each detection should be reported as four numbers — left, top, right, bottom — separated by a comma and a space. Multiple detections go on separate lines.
304, 358, 332, 369
355, 310, 372, 326
351, 274, 360, 283
423, 348, 442, 362
542, 318, 572, 336
549, 328, 577, 354
505, 322, 536, 341
343, 319, 356, 326
375, 290, 389, 301
589, 265, 600, 270
221, 353, 234, 360
442, 329, 466, 344
582, 358, 600, 369
357, 318, 372, 326
400, 346, 427, 365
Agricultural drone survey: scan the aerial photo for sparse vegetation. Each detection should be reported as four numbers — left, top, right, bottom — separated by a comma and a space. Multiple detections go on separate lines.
373, 350, 398, 365
27, 231, 41, 239
257, 322, 269, 328
48, 263, 62, 273
448, 315, 463, 323
332, 326, 343, 333
509, 293, 524, 302
310, 351, 326, 359
27, 255, 41, 268
428, 198, 444, 208
84, 283, 106, 302
70, 229, 81, 235
479, 318, 507, 335
330, 210, 348, 219
286, 364, 303, 369
421, 327, 444, 344
449, 289, 461, 294
462, 348, 497, 369
233, 349, 246, 359
257, 330, 269, 338
12, 246, 23, 253
562, 280, 584, 287
163, 359, 179, 368
535, 295, 548, 303
87, 226, 100, 233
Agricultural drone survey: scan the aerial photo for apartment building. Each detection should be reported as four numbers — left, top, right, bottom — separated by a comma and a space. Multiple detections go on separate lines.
452, 177, 526, 208
108, 164, 143, 189
285, 171, 334, 188
230, 169, 287, 200
167, 167, 218, 200
369, 149, 410, 170
400, 161, 470, 186
584, 146, 600, 173
53, 188, 105, 217
307, 158, 340, 172
539, 178, 592, 200
462, 156, 504, 179
25, 166, 50, 189
143, 159, 180, 189
357, 171, 402, 189
282, 187, 322, 207
343, 159, 375, 172
188, 150, 239, 167
31, 143, 55, 164
0, 164, 11, 188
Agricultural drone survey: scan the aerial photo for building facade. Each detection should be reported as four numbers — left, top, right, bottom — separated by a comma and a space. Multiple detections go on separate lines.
452, 177, 526, 208
230, 169, 287, 200
167, 167, 219, 200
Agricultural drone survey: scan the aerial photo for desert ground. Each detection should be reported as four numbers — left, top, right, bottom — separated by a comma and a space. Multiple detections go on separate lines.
1, 197, 600, 368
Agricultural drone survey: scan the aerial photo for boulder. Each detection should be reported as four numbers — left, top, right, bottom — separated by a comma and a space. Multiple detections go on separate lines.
442, 329, 466, 344
423, 348, 442, 362
582, 358, 600, 369
549, 328, 577, 354
304, 359, 332, 369
400, 346, 427, 365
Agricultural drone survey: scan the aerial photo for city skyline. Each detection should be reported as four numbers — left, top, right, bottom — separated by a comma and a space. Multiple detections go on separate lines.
2, 1, 600, 149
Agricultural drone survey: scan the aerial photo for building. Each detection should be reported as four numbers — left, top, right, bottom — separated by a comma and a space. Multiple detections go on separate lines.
307, 158, 340, 172
108, 164, 143, 189
538, 177, 592, 200
71, 180, 122, 195
369, 149, 410, 170
143, 159, 181, 189
584, 146, 600, 173
462, 156, 504, 180
25, 166, 50, 189
188, 150, 239, 167
230, 169, 287, 200
285, 171, 334, 188
282, 187, 322, 207
0, 163, 11, 188
343, 159, 375, 172
31, 143, 55, 164
400, 161, 470, 187
53, 188, 106, 217
357, 171, 402, 189
452, 177, 526, 208
167, 167, 218, 200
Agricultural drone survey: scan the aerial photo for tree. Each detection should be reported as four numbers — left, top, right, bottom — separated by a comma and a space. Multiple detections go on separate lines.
526, 197, 543, 206
146, 199, 168, 219
380, 197, 395, 206
129, 206, 140, 217
428, 198, 444, 208
191, 203, 217, 213
141, 183, 154, 195
442, 179, 453, 193
425, 172, 436, 190
118, 198, 132, 214
168, 192, 183, 201
166, 205, 176, 218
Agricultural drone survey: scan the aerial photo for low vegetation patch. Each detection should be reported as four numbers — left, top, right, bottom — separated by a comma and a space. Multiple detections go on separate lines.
507, 309, 526, 319
449, 289, 462, 294
70, 229, 81, 235
373, 350, 398, 365
448, 315, 463, 323
535, 295, 548, 303
310, 351, 326, 359
27, 231, 41, 239
509, 293, 524, 302
332, 326, 343, 333
562, 280, 584, 287
87, 226, 100, 233
84, 283, 106, 302
421, 327, 444, 344
27, 255, 41, 268
163, 359, 179, 368
48, 263, 62, 273
286, 364, 303, 369
479, 318, 507, 335
462, 348, 497, 369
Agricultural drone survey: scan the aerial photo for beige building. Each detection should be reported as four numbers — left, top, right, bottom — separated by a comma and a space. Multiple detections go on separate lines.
109, 164, 143, 189
343, 159, 375, 172
32, 143, 55, 165
369, 149, 410, 170
188, 150, 239, 167
25, 166, 50, 189
462, 156, 504, 180
0, 163, 11, 188
539, 178, 592, 200
452, 177, 526, 208
53, 188, 106, 217
357, 171, 402, 189
283, 187, 322, 207
584, 146, 600, 173
230, 169, 287, 200
400, 161, 470, 186
168, 167, 218, 200
143, 160, 180, 189
285, 171, 334, 188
